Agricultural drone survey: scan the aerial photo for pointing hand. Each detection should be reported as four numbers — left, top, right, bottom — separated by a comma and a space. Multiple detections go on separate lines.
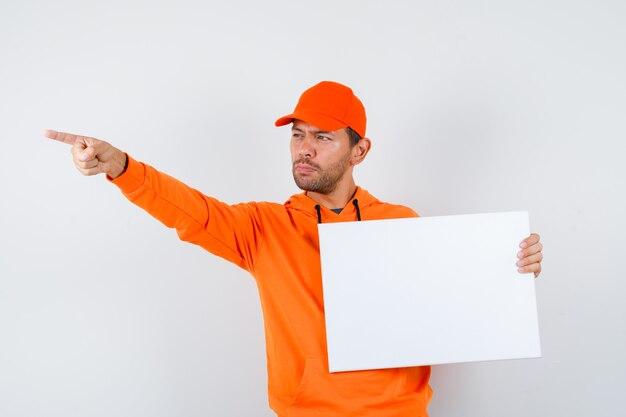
44, 129, 127, 179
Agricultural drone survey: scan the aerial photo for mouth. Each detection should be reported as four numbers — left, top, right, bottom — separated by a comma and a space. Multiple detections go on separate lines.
294, 162, 318, 174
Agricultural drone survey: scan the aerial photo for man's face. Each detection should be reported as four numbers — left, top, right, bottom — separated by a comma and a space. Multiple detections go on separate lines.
290, 120, 354, 195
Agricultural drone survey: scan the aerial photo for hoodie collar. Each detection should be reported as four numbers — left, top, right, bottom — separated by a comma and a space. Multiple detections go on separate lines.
284, 186, 379, 223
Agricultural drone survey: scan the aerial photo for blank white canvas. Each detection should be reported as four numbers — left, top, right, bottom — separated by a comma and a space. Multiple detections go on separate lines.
318, 211, 541, 373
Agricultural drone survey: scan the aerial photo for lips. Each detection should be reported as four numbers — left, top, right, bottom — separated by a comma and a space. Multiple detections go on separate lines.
295, 164, 316, 173
294, 162, 318, 174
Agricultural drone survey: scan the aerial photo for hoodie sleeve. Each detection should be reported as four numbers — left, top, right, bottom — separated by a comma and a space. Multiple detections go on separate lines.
107, 155, 263, 272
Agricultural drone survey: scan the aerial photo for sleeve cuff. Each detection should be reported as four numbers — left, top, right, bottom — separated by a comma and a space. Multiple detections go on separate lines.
106, 154, 146, 194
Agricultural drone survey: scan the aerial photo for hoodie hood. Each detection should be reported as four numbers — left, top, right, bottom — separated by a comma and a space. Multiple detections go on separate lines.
283, 186, 380, 223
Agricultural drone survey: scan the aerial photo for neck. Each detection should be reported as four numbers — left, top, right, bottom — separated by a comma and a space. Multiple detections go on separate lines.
306, 179, 357, 209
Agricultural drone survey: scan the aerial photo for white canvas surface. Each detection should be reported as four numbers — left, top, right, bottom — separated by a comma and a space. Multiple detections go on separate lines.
318, 211, 541, 373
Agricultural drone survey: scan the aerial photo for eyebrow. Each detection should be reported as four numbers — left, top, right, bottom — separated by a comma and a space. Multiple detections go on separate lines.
291, 127, 334, 135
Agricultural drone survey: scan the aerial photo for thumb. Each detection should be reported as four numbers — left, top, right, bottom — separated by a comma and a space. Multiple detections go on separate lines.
78, 139, 114, 162
77, 144, 97, 162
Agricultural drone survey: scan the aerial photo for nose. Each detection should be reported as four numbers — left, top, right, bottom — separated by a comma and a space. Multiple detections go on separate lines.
297, 134, 316, 159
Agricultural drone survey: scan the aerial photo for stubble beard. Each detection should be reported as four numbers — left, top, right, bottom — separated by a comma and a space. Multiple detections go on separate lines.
292, 152, 352, 195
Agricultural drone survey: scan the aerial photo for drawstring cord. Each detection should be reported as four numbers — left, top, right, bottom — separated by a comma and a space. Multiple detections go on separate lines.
352, 199, 362, 221
315, 199, 361, 223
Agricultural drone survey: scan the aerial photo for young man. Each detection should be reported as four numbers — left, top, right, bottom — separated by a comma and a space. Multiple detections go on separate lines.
45, 81, 543, 417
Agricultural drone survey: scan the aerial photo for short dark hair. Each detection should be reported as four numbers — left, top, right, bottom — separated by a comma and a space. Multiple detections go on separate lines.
346, 127, 362, 147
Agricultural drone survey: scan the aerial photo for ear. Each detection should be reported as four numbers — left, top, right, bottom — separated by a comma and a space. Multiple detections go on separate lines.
351, 137, 371, 166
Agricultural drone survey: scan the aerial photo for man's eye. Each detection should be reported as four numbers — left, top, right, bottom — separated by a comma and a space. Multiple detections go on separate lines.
317, 135, 330, 141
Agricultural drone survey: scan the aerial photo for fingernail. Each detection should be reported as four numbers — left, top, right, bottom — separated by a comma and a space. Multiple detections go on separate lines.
518, 268, 524, 273
517, 251, 524, 258
520, 242, 528, 248
80, 152, 89, 161
516, 260, 523, 267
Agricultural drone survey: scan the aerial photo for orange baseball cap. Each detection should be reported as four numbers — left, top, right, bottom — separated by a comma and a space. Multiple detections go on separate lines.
275, 81, 367, 138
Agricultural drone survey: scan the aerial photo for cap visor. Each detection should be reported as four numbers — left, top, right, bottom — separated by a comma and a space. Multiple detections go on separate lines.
274, 110, 347, 132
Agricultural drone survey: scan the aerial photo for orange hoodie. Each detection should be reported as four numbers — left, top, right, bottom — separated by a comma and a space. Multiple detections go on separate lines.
109, 155, 432, 417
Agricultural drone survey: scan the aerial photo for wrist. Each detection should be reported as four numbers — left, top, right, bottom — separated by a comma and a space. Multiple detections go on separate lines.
108, 151, 128, 179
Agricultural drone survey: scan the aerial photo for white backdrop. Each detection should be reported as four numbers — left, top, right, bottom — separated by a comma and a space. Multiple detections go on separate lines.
1, 1, 625, 416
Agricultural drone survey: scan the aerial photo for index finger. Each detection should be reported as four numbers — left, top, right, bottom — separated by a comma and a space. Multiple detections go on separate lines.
43, 129, 89, 146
